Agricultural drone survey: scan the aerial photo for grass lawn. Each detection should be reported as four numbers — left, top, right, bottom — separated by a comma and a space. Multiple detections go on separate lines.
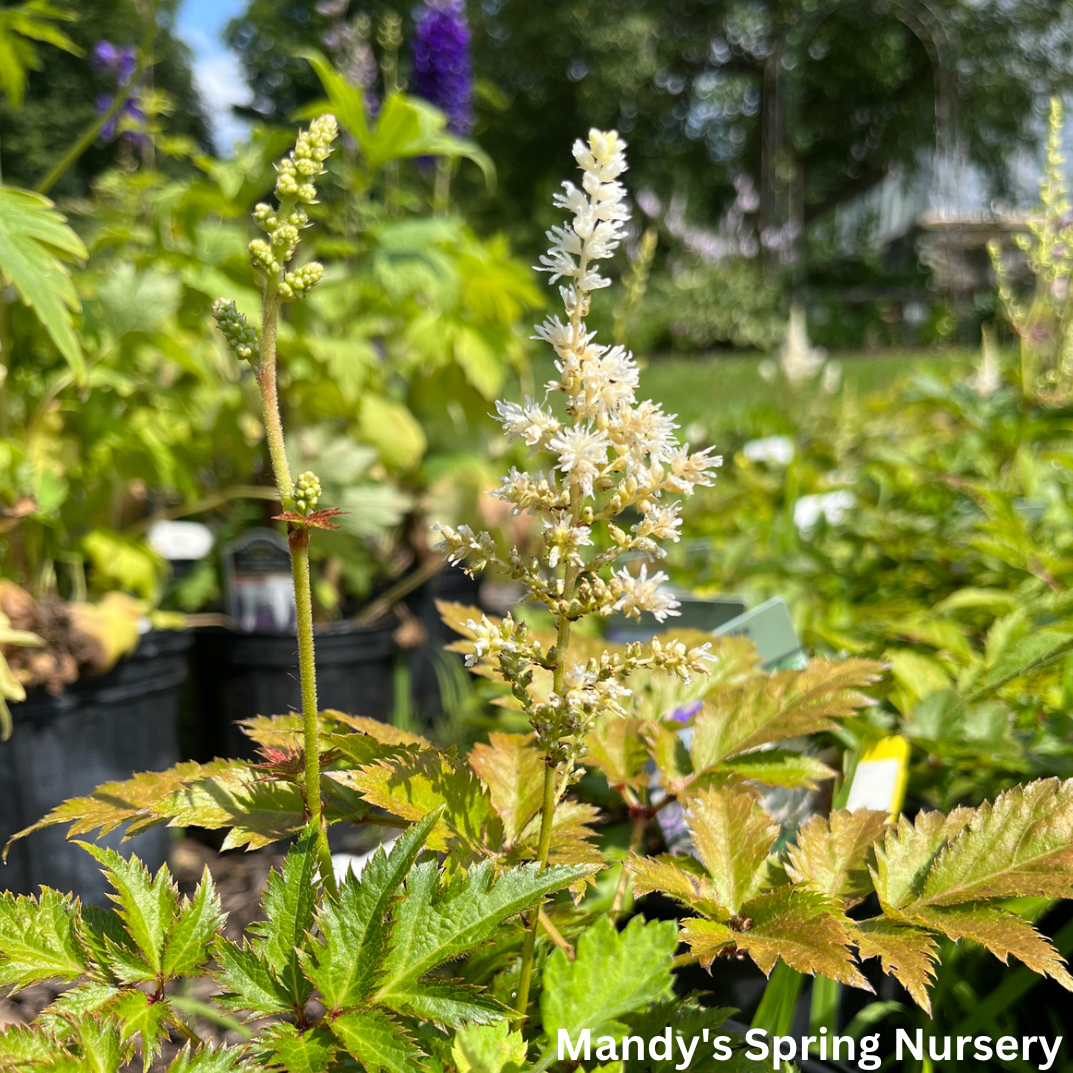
523, 347, 978, 438
638, 349, 974, 434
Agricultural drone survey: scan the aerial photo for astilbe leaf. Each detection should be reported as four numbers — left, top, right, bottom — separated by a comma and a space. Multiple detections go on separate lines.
242, 707, 430, 756
0, 185, 87, 378
77, 844, 177, 979
683, 785, 780, 915
246, 823, 318, 1009
161, 866, 225, 980
629, 854, 731, 922
715, 749, 837, 791
4, 717, 414, 855
303, 809, 441, 1012
4, 760, 234, 849
341, 747, 501, 862
373, 857, 596, 1020
585, 714, 652, 791
329, 1008, 422, 1073
682, 887, 871, 989
539, 916, 678, 1045
851, 920, 939, 1015
871, 806, 974, 912
786, 809, 889, 908
166, 1045, 257, 1072
0, 888, 89, 990
450, 1021, 527, 1073
112, 989, 173, 1072
909, 905, 1073, 991
913, 778, 1073, 906
212, 941, 295, 1019
467, 732, 545, 846
255, 1022, 338, 1073
627, 786, 869, 988
688, 658, 885, 771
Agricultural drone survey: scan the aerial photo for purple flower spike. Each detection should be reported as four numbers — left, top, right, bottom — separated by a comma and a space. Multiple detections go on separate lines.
411, 0, 474, 136
92, 40, 119, 71
116, 47, 137, 85
93, 41, 137, 84
93, 39, 145, 144
669, 700, 703, 724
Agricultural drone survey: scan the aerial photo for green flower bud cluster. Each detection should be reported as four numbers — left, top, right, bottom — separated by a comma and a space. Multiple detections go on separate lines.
279, 262, 324, 301
211, 299, 260, 363
247, 116, 337, 299
294, 471, 322, 515
274, 115, 339, 204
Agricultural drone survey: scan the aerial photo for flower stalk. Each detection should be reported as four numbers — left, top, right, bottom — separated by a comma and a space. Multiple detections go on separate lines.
434, 128, 722, 1023
213, 116, 339, 870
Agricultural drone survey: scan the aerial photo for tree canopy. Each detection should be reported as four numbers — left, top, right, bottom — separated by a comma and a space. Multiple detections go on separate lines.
0, 0, 210, 196
223, 0, 1073, 250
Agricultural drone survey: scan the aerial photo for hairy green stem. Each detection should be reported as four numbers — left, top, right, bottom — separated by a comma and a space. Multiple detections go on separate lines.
513, 484, 583, 1023
256, 283, 329, 884
36, 0, 159, 196
289, 530, 320, 816
257, 295, 294, 508
512, 761, 557, 1025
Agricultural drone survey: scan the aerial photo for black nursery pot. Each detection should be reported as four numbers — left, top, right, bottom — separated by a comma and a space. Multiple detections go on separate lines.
403, 565, 482, 723
188, 617, 397, 760
0, 630, 189, 903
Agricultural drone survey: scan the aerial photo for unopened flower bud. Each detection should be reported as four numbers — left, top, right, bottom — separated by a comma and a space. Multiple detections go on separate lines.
294, 471, 322, 515
211, 299, 260, 363
248, 238, 277, 276
252, 203, 276, 231
279, 261, 324, 300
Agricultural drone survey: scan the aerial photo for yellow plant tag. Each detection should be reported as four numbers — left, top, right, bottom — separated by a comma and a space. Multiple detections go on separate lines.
844, 735, 910, 819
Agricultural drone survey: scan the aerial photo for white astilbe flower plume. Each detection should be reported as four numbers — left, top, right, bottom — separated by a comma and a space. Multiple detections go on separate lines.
432, 128, 720, 772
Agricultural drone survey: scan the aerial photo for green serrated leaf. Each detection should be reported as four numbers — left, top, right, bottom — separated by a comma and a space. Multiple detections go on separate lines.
540, 916, 677, 1047
162, 867, 224, 980
375, 859, 595, 1017
113, 989, 172, 1073
396, 978, 509, 1026
683, 886, 870, 989
0, 184, 86, 378
247, 824, 318, 1008
78, 903, 147, 984
344, 748, 501, 861
910, 904, 1073, 990
69, 1012, 126, 1073
685, 786, 779, 915
330, 1009, 422, 1073
585, 715, 651, 791
0, 887, 89, 990
304, 809, 440, 1011
213, 940, 296, 1018
0, 1023, 54, 1065
913, 779, 1073, 906
257, 1023, 337, 1073
167, 1044, 255, 1072
716, 749, 836, 790
468, 733, 544, 845
40, 982, 119, 1022
852, 919, 938, 1014
4, 760, 234, 849
451, 1021, 527, 1073
872, 807, 974, 911
628, 854, 730, 922
786, 809, 889, 908
689, 659, 883, 768
163, 768, 311, 850
78, 844, 177, 978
